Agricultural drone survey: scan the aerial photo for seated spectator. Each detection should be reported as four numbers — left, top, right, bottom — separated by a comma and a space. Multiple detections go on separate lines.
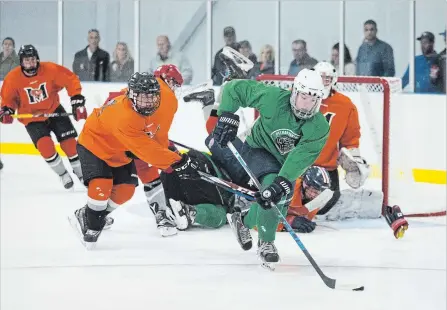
288, 39, 318, 76
73, 29, 110, 81
356, 20, 395, 77
0, 37, 19, 79
110, 42, 134, 82
250, 44, 275, 79
211, 26, 241, 85
238, 40, 257, 64
402, 32, 439, 93
148, 35, 193, 85
331, 43, 356, 75
431, 30, 446, 93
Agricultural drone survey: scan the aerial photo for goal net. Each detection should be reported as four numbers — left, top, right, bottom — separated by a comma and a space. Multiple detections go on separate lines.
256, 74, 446, 217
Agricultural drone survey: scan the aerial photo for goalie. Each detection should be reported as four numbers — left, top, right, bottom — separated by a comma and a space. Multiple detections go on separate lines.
285, 61, 408, 238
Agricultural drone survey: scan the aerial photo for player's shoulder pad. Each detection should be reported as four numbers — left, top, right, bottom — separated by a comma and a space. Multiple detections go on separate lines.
302, 112, 330, 138
333, 91, 356, 106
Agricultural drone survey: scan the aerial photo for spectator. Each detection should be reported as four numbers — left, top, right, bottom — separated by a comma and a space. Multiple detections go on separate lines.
288, 39, 318, 76
331, 43, 356, 75
238, 40, 258, 64
73, 29, 110, 81
0, 37, 19, 79
211, 26, 241, 85
250, 44, 275, 79
148, 35, 193, 85
110, 42, 134, 82
356, 20, 395, 77
402, 32, 439, 93
431, 30, 446, 93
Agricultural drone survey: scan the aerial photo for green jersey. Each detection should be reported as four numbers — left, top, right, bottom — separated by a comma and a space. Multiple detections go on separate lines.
218, 79, 329, 182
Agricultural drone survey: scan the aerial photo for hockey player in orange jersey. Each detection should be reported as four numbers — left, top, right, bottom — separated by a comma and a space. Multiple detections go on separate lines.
285, 62, 408, 238
69, 72, 201, 248
101, 64, 185, 237
0, 45, 87, 189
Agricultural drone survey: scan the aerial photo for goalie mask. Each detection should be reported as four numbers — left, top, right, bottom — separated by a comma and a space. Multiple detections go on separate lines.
313, 61, 338, 99
302, 166, 331, 202
127, 72, 161, 116
154, 64, 184, 91
290, 69, 325, 120
18, 44, 40, 76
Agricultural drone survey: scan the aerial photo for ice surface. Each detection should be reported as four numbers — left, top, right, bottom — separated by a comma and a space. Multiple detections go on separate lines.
1, 155, 446, 310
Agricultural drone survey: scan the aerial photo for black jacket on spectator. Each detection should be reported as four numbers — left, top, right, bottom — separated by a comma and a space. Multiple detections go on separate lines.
249, 61, 275, 79
431, 49, 446, 93
110, 59, 134, 83
73, 46, 110, 81
211, 43, 240, 86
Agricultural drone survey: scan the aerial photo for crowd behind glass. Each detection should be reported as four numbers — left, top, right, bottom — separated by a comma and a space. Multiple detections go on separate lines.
1, 19, 445, 93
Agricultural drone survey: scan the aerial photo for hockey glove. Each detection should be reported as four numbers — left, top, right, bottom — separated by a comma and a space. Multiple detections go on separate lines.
0, 107, 14, 124
70, 94, 87, 121
255, 176, 293, 210
288, 216, 316, 233
169, 153, 200, 180
384, 205, 409, 239
212, 112, 240, 148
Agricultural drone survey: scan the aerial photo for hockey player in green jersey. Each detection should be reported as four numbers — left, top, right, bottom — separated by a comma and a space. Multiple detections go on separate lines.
207, 68, 329, 268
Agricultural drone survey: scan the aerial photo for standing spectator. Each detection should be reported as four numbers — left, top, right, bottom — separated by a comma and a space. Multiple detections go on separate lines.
148, 35, 193, 85
287, 39, 318, 76
211, 26, 241, 85
250, 44, 275, 79
356, 20, 395, 77
402, 32, 439, 93
431, 30, 446, 93
331, 43, 356, 75
0, 37, 19, 79
238, 40, 258, 64
73, 29, 110, 82
110, 42, 134, 82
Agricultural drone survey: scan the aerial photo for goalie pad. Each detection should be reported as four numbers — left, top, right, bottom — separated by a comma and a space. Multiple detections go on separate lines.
338, 147, 370, 189
316, 188, 383, 221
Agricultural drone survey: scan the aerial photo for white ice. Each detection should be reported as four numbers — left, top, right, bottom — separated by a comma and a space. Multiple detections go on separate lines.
1, 154, 446, 310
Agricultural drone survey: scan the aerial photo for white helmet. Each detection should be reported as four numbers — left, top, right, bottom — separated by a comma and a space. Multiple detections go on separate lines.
313, 61, 338, 99
290, 69, 325, 120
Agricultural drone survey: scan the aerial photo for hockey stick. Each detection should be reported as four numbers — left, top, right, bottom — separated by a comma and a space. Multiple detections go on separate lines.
226, 141, 364, 291
13, 112, 74, 119
198, 171, 256, 201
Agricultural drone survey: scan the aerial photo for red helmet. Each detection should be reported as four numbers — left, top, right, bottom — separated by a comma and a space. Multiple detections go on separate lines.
154, 64, 184, 90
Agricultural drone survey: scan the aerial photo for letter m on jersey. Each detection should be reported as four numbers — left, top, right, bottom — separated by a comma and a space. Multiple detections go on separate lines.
24, 82, 49, 104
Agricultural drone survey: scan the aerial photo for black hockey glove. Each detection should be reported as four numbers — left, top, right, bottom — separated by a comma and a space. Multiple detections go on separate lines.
212, 112, 240, 148
290, 216, 316, 233
70, 94, 87, 121
255, 176, 293, 210
384, 205, 409, 239
170, 153, 200, 180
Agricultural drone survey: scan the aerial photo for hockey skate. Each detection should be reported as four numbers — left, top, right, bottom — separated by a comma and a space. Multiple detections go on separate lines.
183, 88, 215, 108
227, 212, 252, 251
68, 206, 107, 250
102, 216, 114, 230
149, 202, 178, 237
60, 171, 74, 189
257, 239, 279, 271
168, 199, 196, 231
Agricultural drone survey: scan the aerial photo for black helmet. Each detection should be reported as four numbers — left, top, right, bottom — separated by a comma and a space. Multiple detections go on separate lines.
18, 44, 40, 76
301, 166, 331, 201
127, 72, 161, 116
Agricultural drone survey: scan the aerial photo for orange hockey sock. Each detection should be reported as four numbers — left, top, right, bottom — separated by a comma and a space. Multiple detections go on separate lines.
87, 178, 113, 211
37, 136, 67, 176
107, 184, 136, 211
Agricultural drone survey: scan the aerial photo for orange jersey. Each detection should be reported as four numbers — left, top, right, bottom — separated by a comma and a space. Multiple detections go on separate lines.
78, 78, 181, 169
315, 91, 360, 170
0, 62, 82, 125
287, 91, 361, 221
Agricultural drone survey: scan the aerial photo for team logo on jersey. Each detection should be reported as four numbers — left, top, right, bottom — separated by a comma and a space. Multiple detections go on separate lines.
144, 123, 160, 138
271, 129, 301, 155
24, 82, 48, 104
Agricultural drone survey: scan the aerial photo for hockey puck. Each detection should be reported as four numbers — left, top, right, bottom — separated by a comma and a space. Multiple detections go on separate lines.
352, 286, 365, 291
